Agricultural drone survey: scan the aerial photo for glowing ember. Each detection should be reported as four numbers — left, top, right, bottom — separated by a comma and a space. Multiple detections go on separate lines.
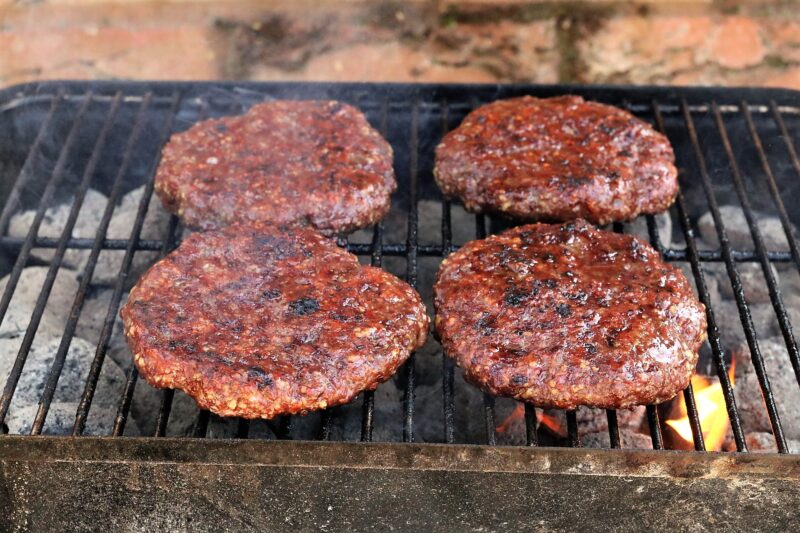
496, 404, 525, 434
495, 404, 564, 436
537, 412, 564, 435
666, 362, 735, 451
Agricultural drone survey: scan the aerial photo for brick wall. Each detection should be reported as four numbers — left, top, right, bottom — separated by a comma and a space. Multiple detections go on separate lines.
1, 0, 799, 90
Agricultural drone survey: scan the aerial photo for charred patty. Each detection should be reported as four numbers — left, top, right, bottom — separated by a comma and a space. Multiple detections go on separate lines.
433, 220, 706, 410
155, 100, 395, 234
434, 95, 678, 225
121, 223, 428, 419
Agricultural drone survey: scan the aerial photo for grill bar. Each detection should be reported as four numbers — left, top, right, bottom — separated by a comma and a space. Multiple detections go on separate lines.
61, 94, 154, 434
681, 99, 789, 453
154, 389, 175, 437
566, 410, 580, 447
0, 93, 63, 235
606, 410, 620, 448
192, 410, 211, 438
29, 93, 124, 434
402, 102, 420, 443
483, 395, 497, 445
713, 103, 800, 392
681, 385, 705, 451
652, 101, 746, 452
440, 101, 457, 446
748, 104, 800, 277
106, 92, 182, 436
0, 92, 93, 425
646, 406, 664, 450
524, 404, 538, 446
359, 99, 390, 444
772, 101, 800, 189
1, 83, 799, 453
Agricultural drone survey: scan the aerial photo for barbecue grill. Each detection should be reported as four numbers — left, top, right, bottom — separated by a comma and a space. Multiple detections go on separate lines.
1, 81, 799, 530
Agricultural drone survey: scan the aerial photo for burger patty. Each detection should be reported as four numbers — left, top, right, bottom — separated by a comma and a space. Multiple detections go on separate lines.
121, 223, 429, 419
434, 95, 678, 225
433, 220, 706, 410
155, 100, 395, 234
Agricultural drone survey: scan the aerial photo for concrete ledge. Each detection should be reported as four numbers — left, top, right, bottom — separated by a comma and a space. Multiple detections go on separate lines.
1, 437, 799, 530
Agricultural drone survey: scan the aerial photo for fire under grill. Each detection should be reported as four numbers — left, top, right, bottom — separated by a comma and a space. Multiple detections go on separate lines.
1, 81, 800, 529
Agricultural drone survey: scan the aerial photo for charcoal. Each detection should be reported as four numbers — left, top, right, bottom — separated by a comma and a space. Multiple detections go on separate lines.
677, 262, 719, 302
709, 297, 779, 351
581, 429, 653, 450
0, 336, 126, 410
542, 405, 646, 438
697, 205, 791, 252
93, 185, 172, 287
74, 287, 114, 345
0, 267, 80, 339
4, 401, 139, 436
704, 262, 779, 305
732, 337, 800, 440
7, 189, 108, 269
125, 384, 200, 438
724, 432, 800, 454
625, 212, 672, 249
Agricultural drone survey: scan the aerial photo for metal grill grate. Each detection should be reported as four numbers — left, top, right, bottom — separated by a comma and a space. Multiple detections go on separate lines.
1, 81, 800, 453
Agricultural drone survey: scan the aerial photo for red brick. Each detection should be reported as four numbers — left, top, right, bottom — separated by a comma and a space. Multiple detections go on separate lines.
764, 68, 800, 90
709, 16, 766, 69
578, 16, 713, 83
249, 42, 499, 83
0, 27, 218, 85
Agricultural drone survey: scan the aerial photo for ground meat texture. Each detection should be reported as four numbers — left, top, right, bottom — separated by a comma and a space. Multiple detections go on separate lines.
434, 95, 678, 225
121, 223, 428, 419
433, 220, 706, 410
155, 100, 395, 234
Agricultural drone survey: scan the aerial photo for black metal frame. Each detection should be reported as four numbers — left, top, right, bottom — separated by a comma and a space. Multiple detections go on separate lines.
1, 81, 800, 456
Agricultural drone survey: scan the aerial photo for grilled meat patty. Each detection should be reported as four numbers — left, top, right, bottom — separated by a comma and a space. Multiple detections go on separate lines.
433, 220, 706, 409
434, 96, 678, 225
155, 100, 395, 234
121, 223, 428, 419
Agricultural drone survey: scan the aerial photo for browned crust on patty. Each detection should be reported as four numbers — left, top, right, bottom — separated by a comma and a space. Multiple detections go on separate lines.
155, 100, 395, 235
434, 95, 678, 225
121, 223, 429, 419
433, 220, 706, 410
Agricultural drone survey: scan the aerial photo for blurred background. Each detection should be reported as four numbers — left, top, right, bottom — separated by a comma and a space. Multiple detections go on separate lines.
1, 0, 799, 90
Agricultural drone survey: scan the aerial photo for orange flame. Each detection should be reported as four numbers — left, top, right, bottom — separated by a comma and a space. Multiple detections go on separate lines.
496, 404, 525, 434
496, 404, 564, 436
666, 362, 735, 451
538, 412, 564, 435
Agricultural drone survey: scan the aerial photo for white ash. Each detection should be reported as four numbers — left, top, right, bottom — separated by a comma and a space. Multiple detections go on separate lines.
0, 266, 80, 339
581, 428, 653, 450
74, 288, 129, 369
0, 336, 126, 410
7, 190, 109, 269
4, 401, 138, 437
0, 335, 132, 434
732, 337, 800, 441
74, 287, 114, 345
704, 261, 779, 305
625, 212, 672, 249
708, 277, 780, 350
92, 185, 172, 287
697, 205, 792, 252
